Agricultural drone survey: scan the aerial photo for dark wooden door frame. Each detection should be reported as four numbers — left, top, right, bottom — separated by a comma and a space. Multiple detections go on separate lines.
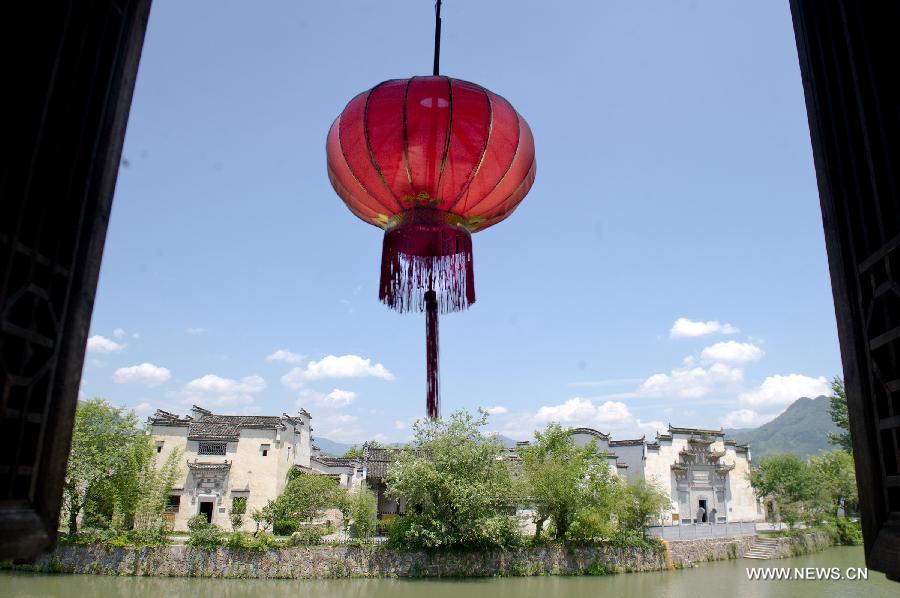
1, 2, 898, 583
0, 0, 153, 560
790, 0, 900, 581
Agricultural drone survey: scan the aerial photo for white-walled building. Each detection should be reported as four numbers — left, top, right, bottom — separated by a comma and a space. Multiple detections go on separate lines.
148, 405, 359, 531
567, 425, 764, 524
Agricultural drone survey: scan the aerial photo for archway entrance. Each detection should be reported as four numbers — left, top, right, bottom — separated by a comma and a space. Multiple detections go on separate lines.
199, 500, 214, 524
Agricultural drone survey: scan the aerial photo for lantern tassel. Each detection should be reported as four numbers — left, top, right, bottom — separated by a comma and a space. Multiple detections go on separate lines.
379, 210, 475, 314
425, 289, 440, 419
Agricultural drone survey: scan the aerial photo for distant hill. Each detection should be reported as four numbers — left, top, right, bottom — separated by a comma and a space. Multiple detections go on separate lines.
314, 437, 354, 457
315, 433, 518, 457
725, 395, 841, 460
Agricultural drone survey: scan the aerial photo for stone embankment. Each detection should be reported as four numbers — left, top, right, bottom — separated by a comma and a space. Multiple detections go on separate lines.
16, 532, 833, 578
667, 531, 834, 567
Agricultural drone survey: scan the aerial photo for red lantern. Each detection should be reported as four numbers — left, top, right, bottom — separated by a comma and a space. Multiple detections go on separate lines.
326, 76, 536, 418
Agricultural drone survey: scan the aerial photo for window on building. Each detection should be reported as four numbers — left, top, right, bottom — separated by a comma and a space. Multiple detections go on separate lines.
260, 444, 270, 457
198, 442, 226, 456
232, 496, 247, 514
165, 495, 181, 513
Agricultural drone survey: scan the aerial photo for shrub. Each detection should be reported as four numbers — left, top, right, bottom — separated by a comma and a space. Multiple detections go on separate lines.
223, 531, 277, 551
347, 485, 378, 539
273, 517, 300, 536
229, 496, 247, 531
128, 520, 171, 547
831, 517, 863, 546
187, 515, 223, 549
286, 526, 324, 546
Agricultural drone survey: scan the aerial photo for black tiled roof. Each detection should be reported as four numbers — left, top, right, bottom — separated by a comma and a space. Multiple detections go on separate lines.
187, 415, 282, 440
568, 427, 610, 439
609, 436, 646, 447
148, 408, 294, 441
668, 424, 724, 436
363, 447, 402, 480
312, 455, 358, 468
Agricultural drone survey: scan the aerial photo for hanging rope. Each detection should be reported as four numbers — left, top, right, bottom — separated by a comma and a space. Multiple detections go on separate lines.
433, 0, 442, 76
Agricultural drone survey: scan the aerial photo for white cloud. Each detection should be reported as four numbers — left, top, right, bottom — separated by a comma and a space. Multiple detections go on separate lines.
281, 354, 394, 389
639, 363, 743, 399
185, 374, 265, 394
174, 374, 265, 408
700, 341, 764, 364
322, 389, 357, 407
87, 335, 126, 353
113, 328, 126, 339
134, 402, 154, 415
720, 408, 781, 428
266, 349, 305, 364
185, 327, 206, 336
739, 374, 829, 408
113, 363, 171, 387
332, 414, 357, 424
295, 387, 358, 408
669, 318, 739, 338
394, 420, 407, 430
636, 419, 668, 435
535, 398, 632, 426
490, 397, 664, 440
483, 406, 508, 415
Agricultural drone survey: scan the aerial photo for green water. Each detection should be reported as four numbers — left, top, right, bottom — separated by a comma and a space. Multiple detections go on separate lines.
0, 547, 895, 598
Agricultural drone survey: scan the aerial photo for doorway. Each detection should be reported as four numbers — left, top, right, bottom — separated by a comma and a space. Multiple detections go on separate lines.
698, 499, 708, 523
199, 500, 214, 524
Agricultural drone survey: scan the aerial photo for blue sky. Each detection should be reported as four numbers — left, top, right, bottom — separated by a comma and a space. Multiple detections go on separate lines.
82, 0, 841, 444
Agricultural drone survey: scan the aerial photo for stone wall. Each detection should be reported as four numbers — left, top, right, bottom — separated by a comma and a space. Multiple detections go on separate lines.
28, 544, 666, 579
667, 536, 757, 567
666, 531, 833, 567
18, 532, 835, 578
765, 531, 833, 559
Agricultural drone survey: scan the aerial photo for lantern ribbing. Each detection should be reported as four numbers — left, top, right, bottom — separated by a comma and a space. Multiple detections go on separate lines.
326, 75, 535, 421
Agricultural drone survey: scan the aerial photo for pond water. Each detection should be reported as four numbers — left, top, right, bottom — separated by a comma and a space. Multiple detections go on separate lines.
1, 546, 896, 598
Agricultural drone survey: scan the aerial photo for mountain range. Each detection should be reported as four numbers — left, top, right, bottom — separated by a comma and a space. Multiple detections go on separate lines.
724, 395, 841, 459
316, 396, 841, 460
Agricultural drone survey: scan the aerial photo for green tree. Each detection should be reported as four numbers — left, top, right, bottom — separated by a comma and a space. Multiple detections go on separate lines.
567, 457, 625, 542
131, 443, 182, 542
386, 410, 518, 550
341, 446, 363, 460
749, 454, 818, 528
615, 479, 671, 542
271, 472, 344, 534
809, 449, 858, 517
827, 377, 852, 452
519, 422, 618, 542
62, 399, 143, 536
346, 483, 378, 539
250, 502, 275, 535
341, 440, 383, 461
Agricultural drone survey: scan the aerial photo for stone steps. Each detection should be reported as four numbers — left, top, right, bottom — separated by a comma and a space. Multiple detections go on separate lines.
744, 537, 780, 560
